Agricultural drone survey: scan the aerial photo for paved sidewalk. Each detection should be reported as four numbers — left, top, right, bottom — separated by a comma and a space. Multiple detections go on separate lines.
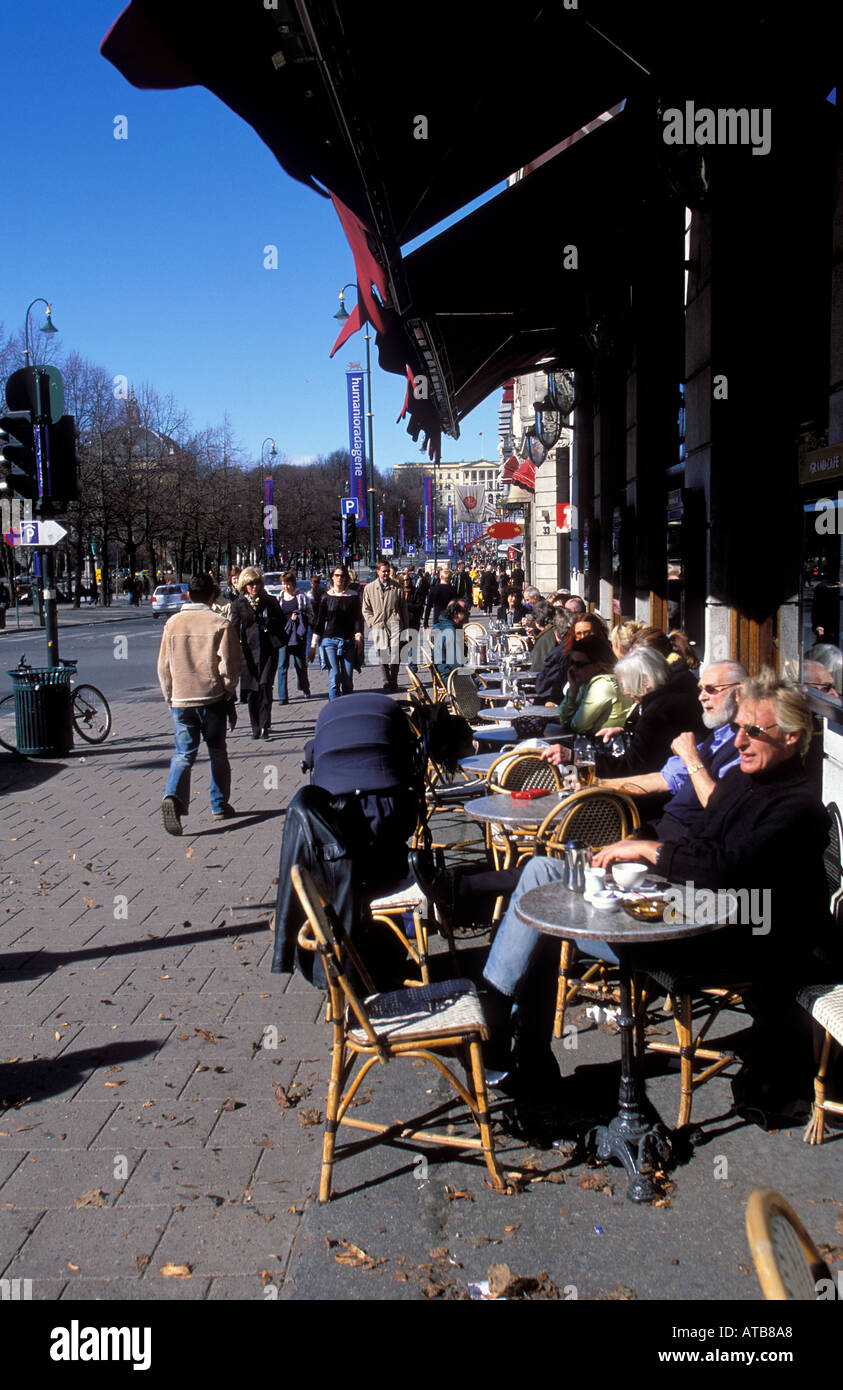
0, 660, 840, 1309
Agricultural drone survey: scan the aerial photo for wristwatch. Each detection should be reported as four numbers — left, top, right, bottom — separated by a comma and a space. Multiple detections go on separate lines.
687, 762, 705, 776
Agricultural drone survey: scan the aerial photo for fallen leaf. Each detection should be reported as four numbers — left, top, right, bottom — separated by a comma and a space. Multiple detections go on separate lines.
331, 1240, 384, 1270
159, 1263, 193, 1278
67, 1263, 79, 1271
444, 1186, 474, 1202
219, 1097, 245, 1112
104, 1081, 127, 1088
74, 1189, 108, 1210
134, 1254, 151, 1271
299, 1108, 322, 1128
185, 848, 196, 858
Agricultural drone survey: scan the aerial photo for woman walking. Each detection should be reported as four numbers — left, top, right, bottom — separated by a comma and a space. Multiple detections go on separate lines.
275, 571, 310, 703
230, 567, 284, 738
310, 564, 364, 700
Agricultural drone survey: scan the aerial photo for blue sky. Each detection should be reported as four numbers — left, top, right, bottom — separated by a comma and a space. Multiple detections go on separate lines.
2, 3, 503, 475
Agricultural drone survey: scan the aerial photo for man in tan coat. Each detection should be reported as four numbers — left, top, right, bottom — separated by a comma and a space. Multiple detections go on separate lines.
157, 572, 242, 835
362, 561, 408, 692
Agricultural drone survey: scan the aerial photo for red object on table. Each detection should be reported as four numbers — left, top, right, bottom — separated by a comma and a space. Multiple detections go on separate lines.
509, 788, 551, 800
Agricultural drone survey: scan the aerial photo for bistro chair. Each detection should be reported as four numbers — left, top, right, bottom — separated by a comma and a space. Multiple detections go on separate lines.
402, 704, 483, 852
798, 983, 843, 1144
447, 669, 518, 749
291, 865, 506, 1202
369, 872, 461, 983
427, 662, 448, 702
536, 789, 640, 1038
745, 1189, 834, 1300
405, 666, 433, 706
504, 634, 530, 654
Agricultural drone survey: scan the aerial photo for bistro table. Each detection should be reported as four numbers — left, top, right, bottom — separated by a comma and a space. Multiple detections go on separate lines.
458, 751, 501, 774
477, 704, 560, 739
463, 790, 567, 869
514, 880, 726, 1203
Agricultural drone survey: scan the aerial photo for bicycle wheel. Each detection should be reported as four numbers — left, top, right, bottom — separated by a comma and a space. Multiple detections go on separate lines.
72, 685, 112, 743
0, 694, 17, 752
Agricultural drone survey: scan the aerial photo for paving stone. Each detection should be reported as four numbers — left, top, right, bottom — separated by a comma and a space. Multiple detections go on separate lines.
10, 1207, 170, 1281
0, 1149, 140, 1207
58, 1274, 211, 1299
152, 1204, 299, 1278
115, 1146, 259, 1207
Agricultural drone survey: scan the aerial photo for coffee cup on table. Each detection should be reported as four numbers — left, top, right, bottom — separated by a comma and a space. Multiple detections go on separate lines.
611, 862, 650, 891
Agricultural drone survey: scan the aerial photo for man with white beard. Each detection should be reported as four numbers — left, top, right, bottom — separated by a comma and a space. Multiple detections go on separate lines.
595, 660, 747, 837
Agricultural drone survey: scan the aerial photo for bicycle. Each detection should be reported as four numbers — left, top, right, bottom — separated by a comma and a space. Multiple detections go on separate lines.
0, 656, 112, 752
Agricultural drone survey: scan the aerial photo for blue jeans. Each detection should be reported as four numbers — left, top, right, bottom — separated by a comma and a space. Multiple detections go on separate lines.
277, 641, 309, 700
483, 857, 622, 998
321, 637, 354, 700
165, 703, 231, 815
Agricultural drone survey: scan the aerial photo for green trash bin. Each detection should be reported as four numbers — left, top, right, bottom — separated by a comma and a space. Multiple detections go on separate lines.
12, 664, 74, 756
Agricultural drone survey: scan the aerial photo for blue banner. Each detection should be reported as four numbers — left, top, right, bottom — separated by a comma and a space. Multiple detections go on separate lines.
345, 369, 367, 525
264, 478, 275, 558
447, 503, 454, 556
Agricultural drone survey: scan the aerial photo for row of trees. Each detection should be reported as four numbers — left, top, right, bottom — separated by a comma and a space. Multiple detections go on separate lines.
0, 328, 428, 602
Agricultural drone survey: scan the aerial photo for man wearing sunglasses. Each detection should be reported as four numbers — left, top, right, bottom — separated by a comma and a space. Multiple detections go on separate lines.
596, 660, 747, 836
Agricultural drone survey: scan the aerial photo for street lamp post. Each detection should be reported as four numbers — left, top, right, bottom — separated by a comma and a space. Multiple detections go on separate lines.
334, 285, 376, 571
23, 299, 58, 366
259, 437, 277, 567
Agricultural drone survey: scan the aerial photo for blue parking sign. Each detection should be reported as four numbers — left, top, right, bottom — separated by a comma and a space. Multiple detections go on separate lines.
341, 498, 359, 517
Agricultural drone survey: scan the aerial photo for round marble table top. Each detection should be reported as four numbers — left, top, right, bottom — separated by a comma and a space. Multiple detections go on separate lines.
463, 791, 566, 825
514, 879, 729, 944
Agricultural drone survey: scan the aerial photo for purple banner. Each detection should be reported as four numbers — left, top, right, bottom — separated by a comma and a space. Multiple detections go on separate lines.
264, 478, 275, 559
399, 514, 405, 550
423, 477, 433, 554
345, 369, 367, 525
447, 503, 454, 556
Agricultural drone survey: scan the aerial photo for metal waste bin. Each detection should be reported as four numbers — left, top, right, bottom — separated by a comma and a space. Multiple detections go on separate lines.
11, 664, 74, 756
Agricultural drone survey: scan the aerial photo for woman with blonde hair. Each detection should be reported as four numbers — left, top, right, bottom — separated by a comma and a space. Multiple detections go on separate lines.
230, 568, 284, 738
609, 618, 645, 660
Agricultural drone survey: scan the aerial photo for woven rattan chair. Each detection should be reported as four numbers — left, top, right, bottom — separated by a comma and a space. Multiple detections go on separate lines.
427, 662, 448, 702
745, 1190, 833, 1300
504, 634, 529, 654
798, 983, 843, 1144
798, 802, 843, 1142
447, 669, 518, 748
402, 704, 483, 852
370, 877, 461, 983
536, 789, 640, 1038
291, 865, 506, 1202
406, 666, 433, 705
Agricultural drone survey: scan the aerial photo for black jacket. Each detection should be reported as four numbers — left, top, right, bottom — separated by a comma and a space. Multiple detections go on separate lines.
534, 642, 570, 706
593, 677, 705, 778
424, 580, 457, 625
654, 757, 835, 972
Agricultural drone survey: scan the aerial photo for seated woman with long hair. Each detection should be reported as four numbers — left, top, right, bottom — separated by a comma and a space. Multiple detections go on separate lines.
555, 634, 633, 735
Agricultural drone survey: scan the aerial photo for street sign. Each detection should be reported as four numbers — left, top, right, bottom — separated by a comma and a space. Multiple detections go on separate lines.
407, 543, 417, 556
17, 519, 67, 547
341, 497, 359, 517
381, 537, 394, 554
4, 528, 20, 547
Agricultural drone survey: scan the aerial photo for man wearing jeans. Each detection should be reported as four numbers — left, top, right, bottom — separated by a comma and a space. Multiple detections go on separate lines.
157, 572, 242, 835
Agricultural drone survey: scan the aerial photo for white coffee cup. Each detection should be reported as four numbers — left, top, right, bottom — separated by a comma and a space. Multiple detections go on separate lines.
583, 866, 606, 900
611, 862, 650, 891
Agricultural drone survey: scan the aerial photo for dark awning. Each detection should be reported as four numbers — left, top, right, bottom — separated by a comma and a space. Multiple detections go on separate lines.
102, 1, 839, 456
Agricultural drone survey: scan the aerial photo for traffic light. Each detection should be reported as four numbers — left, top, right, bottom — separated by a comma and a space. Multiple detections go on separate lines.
340, 515, 349, 548
0, 410, 38, 500
346, 514, 356, 547
42, 415, 79, 513
332, 516, 342, 544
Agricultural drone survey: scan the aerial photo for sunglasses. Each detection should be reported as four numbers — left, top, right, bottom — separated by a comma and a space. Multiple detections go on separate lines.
806, 680, 836, 694
735, 721, 779, 739
699, 682, 740, 695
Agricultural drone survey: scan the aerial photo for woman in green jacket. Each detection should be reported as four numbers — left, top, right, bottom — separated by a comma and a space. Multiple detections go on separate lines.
556, 634, 633, 734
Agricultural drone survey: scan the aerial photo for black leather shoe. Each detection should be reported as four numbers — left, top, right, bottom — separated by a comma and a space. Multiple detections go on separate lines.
409, 849, 453, 915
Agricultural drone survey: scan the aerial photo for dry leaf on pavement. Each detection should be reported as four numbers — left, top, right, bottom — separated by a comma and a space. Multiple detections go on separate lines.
159, 1262, 193, 1278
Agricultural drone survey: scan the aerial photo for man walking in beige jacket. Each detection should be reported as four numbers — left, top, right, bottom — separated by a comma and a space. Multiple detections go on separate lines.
362, 561, 408, 692
157, 572, 242, 835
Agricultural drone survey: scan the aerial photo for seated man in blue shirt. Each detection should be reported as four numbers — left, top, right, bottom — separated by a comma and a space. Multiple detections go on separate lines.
593, 660, 746, 837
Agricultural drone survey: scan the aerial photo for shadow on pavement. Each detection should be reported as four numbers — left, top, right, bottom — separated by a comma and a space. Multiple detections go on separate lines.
0, 1039, 163, 1106
0, 921, 272, 985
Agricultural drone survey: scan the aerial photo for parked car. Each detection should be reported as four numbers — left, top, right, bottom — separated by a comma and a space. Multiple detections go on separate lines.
262, 571, 284, 598
151, 583, 190, 618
